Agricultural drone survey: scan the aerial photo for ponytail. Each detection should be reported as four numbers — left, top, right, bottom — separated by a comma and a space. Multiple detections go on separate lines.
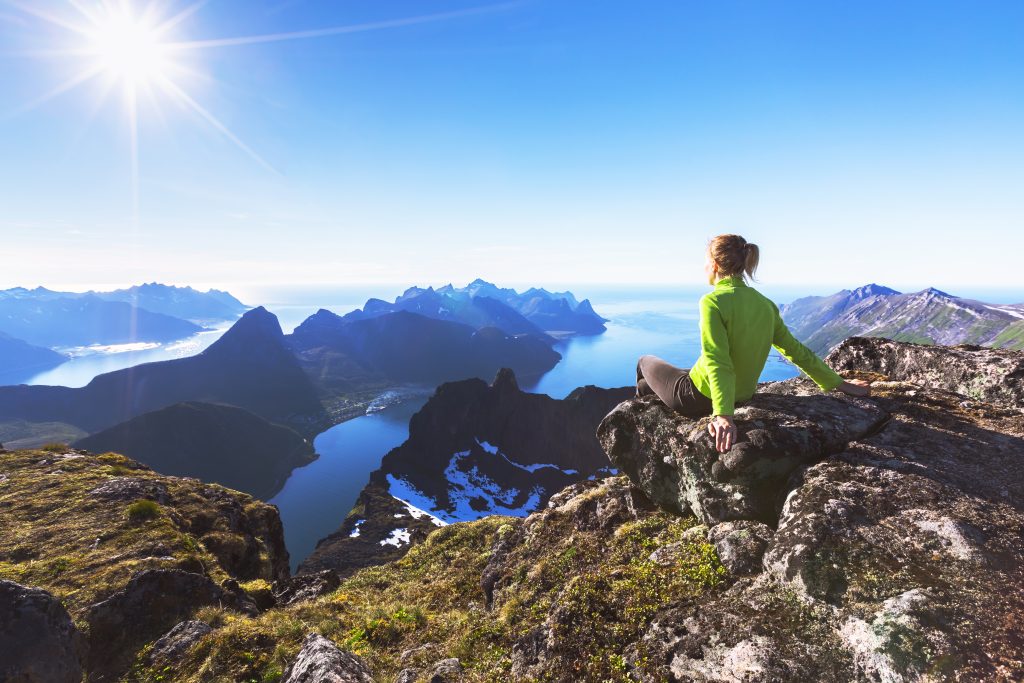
708, 234, 759, 282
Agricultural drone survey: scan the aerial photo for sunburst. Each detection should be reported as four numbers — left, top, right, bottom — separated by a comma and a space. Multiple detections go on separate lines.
5, 0, 515, 221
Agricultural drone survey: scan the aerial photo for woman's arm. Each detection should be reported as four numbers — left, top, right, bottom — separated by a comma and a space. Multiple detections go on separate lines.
771, 303, 844, 390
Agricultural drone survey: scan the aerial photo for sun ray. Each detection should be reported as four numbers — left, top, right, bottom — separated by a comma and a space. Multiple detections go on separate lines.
4, 64, 104, 119
166, 2, 518, 50
155, 73, 278, 174
154, 0, 208, 35
1, 0, 91, 35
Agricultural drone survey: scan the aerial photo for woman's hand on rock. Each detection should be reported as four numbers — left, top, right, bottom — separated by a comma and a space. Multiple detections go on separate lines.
707, 415, 737, 453
837, 378, 872, 397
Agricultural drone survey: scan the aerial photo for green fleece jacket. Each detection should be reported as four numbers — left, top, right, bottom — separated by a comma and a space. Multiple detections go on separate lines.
688, 275, 845, 416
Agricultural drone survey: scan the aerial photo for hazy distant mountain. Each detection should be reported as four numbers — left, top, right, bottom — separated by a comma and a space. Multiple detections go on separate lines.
0, 288, 202, 348
91, 282, 248, 322
75, 401, 316, 500
299, 368, 630, 576
345, 278, 607, 337
288, 308, 562, 387
0, 331, 67, 383
342, 286, 554, 342
0, 307, 328, 442
780, 284, 1024, 354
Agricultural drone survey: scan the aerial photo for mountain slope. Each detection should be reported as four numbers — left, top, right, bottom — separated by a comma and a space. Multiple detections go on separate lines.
74, 401, 317, 500
780, 284, 1024, 354
288, 309, 562, 388
0, 331, 67, 383
298, 368, 631, 576
0, 307, 328, 439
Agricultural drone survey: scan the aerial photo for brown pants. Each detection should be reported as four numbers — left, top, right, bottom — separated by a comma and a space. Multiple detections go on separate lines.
636, 354, 714, 417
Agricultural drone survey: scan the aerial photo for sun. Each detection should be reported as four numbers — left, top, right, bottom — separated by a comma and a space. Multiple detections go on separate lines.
85, 7, 171, 87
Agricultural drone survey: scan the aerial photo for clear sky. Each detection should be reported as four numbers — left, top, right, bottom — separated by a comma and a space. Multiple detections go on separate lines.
1, 0, 1022, 294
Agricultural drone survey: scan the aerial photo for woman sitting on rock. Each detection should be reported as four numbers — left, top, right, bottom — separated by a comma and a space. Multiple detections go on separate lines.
636, 233, 871, 454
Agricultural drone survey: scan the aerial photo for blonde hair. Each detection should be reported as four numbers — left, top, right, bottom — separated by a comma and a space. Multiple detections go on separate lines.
708, 233, 759, 282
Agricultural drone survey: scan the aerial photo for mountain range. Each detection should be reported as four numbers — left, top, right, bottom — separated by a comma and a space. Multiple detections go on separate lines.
0, 300, 573, 497
780, 283, 1024, 354
341, 278, 608, 338
0, 284, 249, 382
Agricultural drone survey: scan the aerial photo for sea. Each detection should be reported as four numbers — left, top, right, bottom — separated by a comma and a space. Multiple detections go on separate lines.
17, 282, 1024, 570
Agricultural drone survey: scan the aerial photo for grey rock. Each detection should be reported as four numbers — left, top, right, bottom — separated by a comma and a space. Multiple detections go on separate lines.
393, 669, 419, 683
85, 569, 239, 682
147, 620, 213, 666
596, 381, 888, 524
274, 569, 341, 606
427, 658, 463, 682
0, 579, 85, 683
593, 338, 1024, 680
282, 632, 375, 683
88, 476, 168, 504
827, 335, 1024, 408
707, 520, 773, 576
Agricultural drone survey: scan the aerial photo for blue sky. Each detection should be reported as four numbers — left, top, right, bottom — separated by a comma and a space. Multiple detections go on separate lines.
1, 0, 1022, 295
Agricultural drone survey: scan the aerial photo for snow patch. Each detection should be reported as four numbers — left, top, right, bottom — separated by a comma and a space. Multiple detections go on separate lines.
985, 305, 1024, 320
475, 437, 578, 474
390, 494, 448, 527
379, 528, 411, 547
348, 519, 365, 538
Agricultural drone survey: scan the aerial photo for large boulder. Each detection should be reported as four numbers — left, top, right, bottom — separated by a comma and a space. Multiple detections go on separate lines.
600, 338, 1024, 681
282, 632, 375, 683
827, 335, 1024, 409
85, 569, 246, 682
596, 383, 888, 525
0, 580, 85, 683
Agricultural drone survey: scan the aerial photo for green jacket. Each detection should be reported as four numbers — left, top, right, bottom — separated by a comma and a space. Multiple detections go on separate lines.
688, 275, 845, 416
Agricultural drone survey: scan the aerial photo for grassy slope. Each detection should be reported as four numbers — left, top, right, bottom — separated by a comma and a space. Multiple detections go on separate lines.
0, 446, 283, 623
159, 479, 726, 683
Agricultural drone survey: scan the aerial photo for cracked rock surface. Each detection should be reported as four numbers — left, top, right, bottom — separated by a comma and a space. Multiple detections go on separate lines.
601, 337, 1024, 681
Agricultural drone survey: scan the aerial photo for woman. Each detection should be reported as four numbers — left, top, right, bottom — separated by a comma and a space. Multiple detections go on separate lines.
636, 234, 871, 454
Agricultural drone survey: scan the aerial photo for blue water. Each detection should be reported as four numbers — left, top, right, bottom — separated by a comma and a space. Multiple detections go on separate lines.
269, 397, 429, 572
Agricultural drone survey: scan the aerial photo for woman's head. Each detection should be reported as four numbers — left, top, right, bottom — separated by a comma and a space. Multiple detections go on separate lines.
705, 234, 759, 285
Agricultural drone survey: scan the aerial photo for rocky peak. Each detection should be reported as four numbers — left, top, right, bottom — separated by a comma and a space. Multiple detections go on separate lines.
595, 337, 1024, 680
850, 283, 899, 299
490, 366, 519, 394
204, 305, 284, 354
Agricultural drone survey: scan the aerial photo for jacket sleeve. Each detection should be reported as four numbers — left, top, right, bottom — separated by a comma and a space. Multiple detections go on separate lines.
770, 301, 844, 391
699, 294, 736, 416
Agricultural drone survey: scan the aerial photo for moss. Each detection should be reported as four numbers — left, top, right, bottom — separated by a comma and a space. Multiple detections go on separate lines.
40, 442, 71, 452
126, 499, 162, 523
0, 448, 283, 621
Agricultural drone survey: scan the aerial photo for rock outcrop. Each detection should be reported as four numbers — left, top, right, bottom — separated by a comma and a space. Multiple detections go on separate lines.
86, 569, 248, 681
598, 387, 888, 525
598, 336, 1024, 681
0, 447, 291, 682
282, 632, 375, 683
0, 579, 85, 683
300, 368, 630, 576
827, 335, 1024, 407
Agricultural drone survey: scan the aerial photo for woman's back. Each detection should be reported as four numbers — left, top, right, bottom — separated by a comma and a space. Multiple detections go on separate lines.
689, 274, 845, 416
